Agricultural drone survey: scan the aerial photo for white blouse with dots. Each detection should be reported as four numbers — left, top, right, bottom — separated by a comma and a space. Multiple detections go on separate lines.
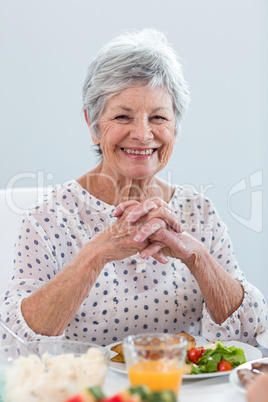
0, 180, 266, 346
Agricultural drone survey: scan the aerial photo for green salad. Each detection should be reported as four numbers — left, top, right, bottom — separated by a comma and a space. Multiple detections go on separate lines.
186, 341, 246, 374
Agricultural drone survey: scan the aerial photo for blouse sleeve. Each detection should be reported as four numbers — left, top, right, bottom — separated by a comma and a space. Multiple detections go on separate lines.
200, 200, 267, 345
0, 213, 65, 345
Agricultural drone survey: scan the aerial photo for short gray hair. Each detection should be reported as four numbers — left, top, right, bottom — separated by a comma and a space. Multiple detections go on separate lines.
83, 29, 190, 141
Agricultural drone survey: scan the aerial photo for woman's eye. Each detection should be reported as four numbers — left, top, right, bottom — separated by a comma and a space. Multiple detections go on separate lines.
152, 115, 166, 121
115, 115, 129, 120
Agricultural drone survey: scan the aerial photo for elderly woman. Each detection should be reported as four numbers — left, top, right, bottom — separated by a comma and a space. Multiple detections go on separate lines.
0, 29, 266, 346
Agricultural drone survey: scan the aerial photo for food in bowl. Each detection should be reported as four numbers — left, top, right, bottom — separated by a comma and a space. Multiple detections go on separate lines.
0, 341, 108, 402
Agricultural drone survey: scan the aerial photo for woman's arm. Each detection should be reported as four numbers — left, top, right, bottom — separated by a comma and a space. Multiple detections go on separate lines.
115, 198, 264, 329
21, 241, 105, 336
15, 204, 157, 337
139, 228, 244, 324
179, 235, 244, 324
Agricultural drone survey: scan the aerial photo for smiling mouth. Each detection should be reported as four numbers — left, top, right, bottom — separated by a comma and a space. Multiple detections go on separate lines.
122, 148, 157, 155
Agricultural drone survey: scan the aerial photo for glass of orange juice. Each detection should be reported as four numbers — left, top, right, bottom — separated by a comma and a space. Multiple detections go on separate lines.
123, 333, 187, 397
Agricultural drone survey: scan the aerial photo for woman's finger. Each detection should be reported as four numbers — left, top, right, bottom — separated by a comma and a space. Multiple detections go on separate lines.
126, 198, 174, 223
125, 200, 158, 222
139, 242, 169, 264
151, 251, 169, 264
130, 206, 182, 237
133, 217, 166, 242
139, 241, 165, 259
113, 200, 140, 217
149, 228, 187, 257
148, 206, 182, 233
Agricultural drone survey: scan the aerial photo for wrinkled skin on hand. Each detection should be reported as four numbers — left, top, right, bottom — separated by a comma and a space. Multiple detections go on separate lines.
113, 198, 206, 270
143, 230, 207, 268
91, 202, 170, 264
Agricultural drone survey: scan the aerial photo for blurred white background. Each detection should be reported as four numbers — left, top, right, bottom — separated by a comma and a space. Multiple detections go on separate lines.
0, 0, 267, 303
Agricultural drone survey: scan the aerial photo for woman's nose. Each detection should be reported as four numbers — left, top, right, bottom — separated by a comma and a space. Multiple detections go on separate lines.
129, 119, 154, 143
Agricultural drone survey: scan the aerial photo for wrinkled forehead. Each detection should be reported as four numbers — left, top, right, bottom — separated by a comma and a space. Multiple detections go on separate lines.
102, 85, 175, 115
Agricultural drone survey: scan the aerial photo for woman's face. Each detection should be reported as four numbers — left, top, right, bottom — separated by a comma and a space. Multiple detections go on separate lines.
96, 85, 176, 181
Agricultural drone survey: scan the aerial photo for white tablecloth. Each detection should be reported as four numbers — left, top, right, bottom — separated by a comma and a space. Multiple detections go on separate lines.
103, 346, 268, 402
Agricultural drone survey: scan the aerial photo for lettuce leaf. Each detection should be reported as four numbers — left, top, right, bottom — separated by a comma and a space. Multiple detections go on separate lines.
190, 341, 246, 374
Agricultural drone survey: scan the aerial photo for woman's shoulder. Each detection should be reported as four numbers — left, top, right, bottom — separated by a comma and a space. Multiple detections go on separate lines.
24, 179, 114, 221
171, 184, 212, 203
170, 185, 217, 216
21, 180, 87, 218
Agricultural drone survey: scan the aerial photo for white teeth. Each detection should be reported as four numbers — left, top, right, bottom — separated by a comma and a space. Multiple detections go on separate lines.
123, 148, 154, 155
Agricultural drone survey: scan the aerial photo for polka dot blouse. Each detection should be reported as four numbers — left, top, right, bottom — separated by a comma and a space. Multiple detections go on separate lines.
0, 180, 266, 347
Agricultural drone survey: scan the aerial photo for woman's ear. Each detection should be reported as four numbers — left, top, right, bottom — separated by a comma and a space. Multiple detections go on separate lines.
84, 109, 90, 126
84, 109, 100, 145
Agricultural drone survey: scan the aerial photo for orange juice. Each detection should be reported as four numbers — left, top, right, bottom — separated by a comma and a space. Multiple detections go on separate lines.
127, 360, 183, 396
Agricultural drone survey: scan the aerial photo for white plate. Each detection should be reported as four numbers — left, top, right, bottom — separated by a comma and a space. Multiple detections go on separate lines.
184, 337, 262, 380
229, 357, 268, 393
106, 341, 127, 374
257, 330, 268, 349
106, 337, 262, 379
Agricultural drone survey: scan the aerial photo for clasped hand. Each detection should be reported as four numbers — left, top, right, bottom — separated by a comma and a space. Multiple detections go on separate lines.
112, 198, 206, 268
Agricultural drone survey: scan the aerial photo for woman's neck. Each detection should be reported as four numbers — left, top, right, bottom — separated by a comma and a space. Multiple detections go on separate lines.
77, 163, 175, 206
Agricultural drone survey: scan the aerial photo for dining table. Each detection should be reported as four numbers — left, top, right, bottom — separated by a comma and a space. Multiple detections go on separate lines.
103, 344, 268, 402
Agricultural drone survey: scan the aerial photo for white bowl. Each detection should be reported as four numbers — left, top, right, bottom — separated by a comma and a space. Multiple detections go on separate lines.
0, 340, 109, 402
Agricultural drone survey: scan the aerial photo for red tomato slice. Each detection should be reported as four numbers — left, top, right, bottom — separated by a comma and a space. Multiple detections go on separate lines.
217, 360, 233, 371
187, 348, 204, 364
